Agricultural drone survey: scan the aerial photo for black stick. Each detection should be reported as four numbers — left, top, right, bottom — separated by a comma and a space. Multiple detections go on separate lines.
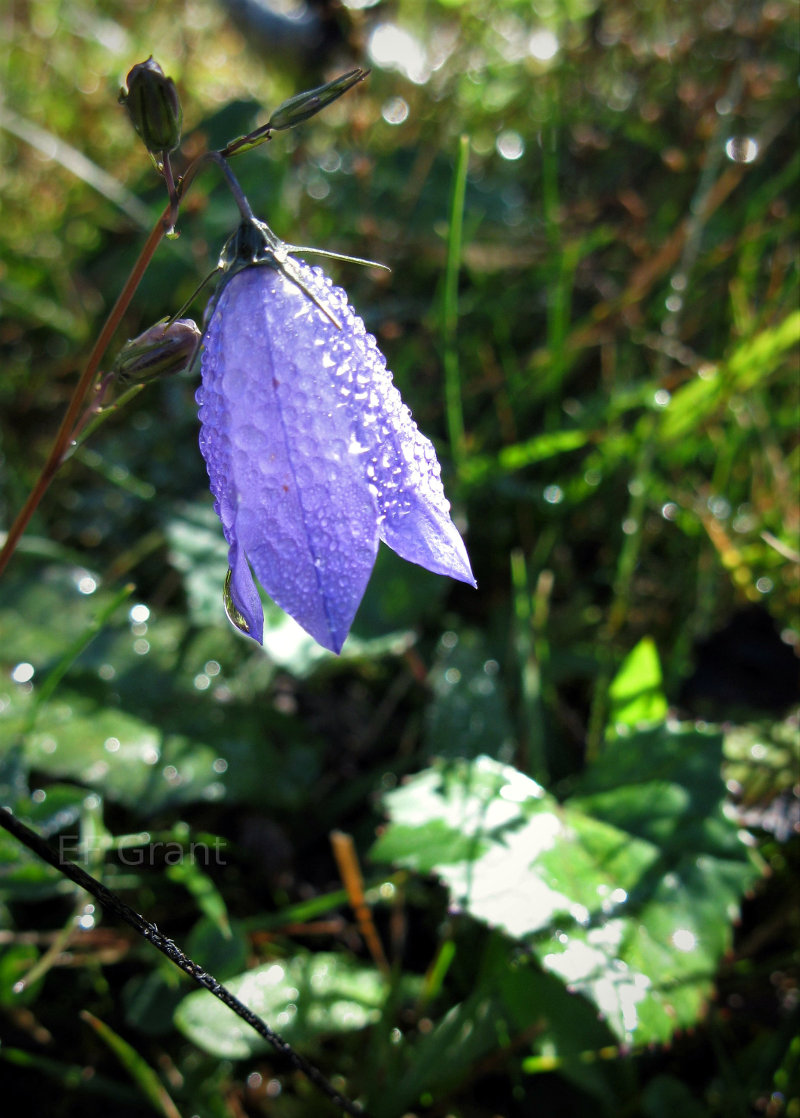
0, 806, 368, 1117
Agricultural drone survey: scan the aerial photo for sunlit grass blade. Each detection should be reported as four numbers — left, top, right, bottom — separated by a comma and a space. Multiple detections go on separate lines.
81, 1011, 182, 1118
442, 134, 470, 475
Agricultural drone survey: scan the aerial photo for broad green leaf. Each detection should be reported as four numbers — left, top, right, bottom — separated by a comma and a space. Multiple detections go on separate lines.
424, 630, 514, 761
572, 724, 746, 857
373, 734, 757, 1045
0, 574, 322, 814
185, 916, 250, 982
372, 756, 657, 939
14, 684, 319, 814
174, 952, 388, 1058
0, 561, 108, 664
164, 502, 231, 629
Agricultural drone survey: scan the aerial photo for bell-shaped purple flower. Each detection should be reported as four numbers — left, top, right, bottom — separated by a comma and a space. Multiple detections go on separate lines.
197, 232, 475, 653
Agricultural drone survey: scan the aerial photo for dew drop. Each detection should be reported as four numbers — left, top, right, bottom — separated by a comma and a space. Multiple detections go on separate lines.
725, 136, 758, 163
496, 130, 525, 161
543, 485, 563, 505
223, 568, 250, 635
382, 96, 409, 125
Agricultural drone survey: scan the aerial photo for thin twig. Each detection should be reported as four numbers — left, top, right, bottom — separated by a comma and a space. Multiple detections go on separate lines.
0, 154, 249, 580
0, 207, 169, 578
0, 806, 368, 1118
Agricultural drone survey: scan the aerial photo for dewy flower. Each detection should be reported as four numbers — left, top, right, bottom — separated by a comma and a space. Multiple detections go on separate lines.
197, 219, 475, 653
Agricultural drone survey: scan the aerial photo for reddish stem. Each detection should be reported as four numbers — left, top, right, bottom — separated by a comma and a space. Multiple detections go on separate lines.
0, 205, 169, 578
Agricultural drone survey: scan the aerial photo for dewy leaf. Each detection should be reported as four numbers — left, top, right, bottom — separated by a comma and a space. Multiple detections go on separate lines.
371, 756, 657, 939
372, 734, 758, 1046
174, 952, 388, 1058
424, 630, 515, 762
0, 758, 90, 902
197, 224, 475, 653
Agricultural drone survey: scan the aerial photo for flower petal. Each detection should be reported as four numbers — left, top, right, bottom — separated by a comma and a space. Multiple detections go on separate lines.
227, 538, 264, 643
287, 262, 476, 588
198, 267, 379, 652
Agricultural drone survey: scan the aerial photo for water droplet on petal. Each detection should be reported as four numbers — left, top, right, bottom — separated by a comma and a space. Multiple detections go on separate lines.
223, 568, 251, 635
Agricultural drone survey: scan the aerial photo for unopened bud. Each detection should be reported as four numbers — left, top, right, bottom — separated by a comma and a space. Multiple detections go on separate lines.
112, 319, 200, 384
119, 57, 182, 156
267, 69, 367, 132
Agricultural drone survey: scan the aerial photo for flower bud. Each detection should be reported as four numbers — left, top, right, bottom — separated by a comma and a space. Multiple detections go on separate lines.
112, 319, 200, 384
267, 69, 367, 131
119, 57, 182, 156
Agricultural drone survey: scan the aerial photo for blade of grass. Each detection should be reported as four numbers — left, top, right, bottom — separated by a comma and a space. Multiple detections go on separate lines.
0, 1046, 140, 1102
442, 134, 470, 476
0, 103, 153, 228
81, 1011, 183, 1118
511, 549, 550, 781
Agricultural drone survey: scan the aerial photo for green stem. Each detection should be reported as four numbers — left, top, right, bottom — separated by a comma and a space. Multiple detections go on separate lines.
443, 134, 470, 474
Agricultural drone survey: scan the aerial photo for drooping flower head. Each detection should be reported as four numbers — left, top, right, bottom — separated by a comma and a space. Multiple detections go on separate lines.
197, 218, 475, 653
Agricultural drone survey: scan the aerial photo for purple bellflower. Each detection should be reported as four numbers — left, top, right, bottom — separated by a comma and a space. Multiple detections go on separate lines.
197, 219, 475, 653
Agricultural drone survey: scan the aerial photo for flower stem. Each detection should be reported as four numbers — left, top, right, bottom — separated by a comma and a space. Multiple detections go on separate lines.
443, 134, 470, 476
0, 146, 262, 581
180, 150, 255, 224
0, 205, 169, 578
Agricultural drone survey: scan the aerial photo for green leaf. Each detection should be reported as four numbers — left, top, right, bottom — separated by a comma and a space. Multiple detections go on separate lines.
373, 734, 758, 1046
0, 752, 91, 901
174, 952, 388, 1058
372, 756, 657, 939
658, 311, 800, 442
16, 681, 320, 814
462, 429, 589, 484
607, 637, 668, 731
0, 575, 322, 815
572, 724, 745, 857
185, 916, 250, 982
163, 502, 231, 630
424, 630, 515, 761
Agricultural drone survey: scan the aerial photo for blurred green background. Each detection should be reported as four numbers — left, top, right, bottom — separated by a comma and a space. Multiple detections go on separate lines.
0, 0, 798, 1115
